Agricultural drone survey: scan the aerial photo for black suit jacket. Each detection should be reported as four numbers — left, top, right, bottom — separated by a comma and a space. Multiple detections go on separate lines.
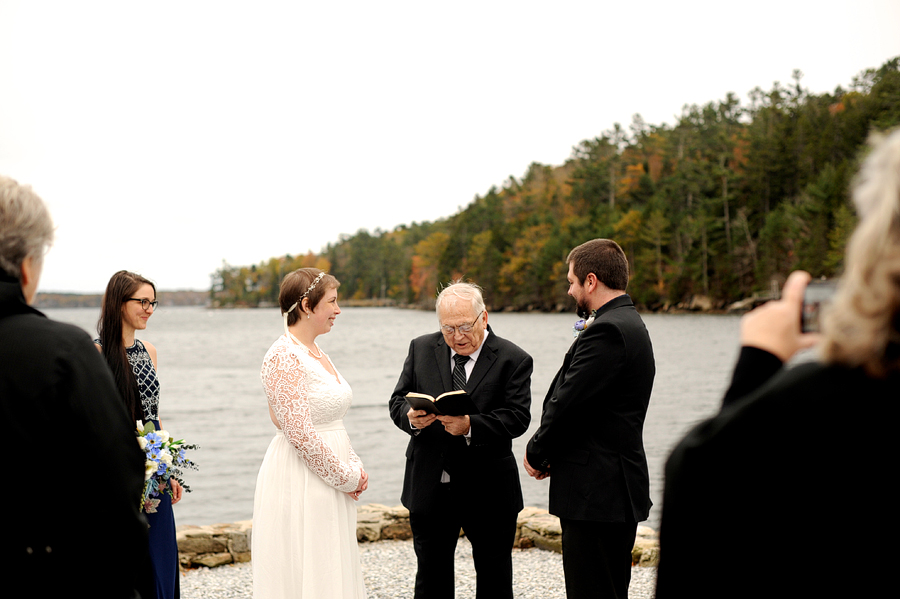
526, 294, 655, 522
0, 277, 150, 597
389, 325, 533, 516
656, 347, 893, 598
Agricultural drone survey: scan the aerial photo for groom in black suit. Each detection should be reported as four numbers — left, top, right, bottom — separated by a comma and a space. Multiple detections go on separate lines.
525, 239, 655, 599
389, 282, 533, 599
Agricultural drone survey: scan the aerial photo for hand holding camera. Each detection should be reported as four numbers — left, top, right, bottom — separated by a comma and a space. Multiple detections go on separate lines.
740, 270, 822, 362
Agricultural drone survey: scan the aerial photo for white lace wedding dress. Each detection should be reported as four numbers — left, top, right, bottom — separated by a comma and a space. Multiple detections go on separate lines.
252, 335, 367, 598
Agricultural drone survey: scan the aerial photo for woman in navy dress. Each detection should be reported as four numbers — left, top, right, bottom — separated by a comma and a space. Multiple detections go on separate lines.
97, 270, 181, 599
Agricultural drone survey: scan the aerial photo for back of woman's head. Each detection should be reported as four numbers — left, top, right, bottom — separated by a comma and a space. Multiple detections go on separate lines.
0, 176, 54, 280
97, 270, 156, 420
823, 128, 900, 376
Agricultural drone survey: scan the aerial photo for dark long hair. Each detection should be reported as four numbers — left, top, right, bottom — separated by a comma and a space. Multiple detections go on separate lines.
97, 270, 156, 421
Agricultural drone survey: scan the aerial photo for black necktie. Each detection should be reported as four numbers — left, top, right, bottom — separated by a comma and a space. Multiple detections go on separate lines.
452, 354, 468, 391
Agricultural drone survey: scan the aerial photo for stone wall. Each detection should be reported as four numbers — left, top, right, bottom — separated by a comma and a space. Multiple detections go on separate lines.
176, 504, 659, 569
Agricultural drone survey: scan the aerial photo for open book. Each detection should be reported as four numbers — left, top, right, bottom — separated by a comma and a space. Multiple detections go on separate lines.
405, 390, 479, 416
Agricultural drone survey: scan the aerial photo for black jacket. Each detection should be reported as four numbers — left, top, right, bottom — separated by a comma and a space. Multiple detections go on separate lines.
656, 346, 896, 597
527, 294, 655, 522
389, 326, 533, 515
0, 275, 150, 598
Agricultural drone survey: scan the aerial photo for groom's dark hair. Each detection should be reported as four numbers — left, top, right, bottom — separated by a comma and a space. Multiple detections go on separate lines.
567, 239, 629, 291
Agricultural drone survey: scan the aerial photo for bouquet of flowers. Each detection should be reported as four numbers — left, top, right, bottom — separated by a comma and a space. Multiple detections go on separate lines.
136, 420, 198, 514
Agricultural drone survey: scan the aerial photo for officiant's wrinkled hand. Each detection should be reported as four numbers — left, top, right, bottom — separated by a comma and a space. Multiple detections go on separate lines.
407, 408, 437, 429
436, 414, 470, 436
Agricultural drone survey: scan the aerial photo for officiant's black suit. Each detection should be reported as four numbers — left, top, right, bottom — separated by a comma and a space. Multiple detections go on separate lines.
389, 325, 532, 599
527, 294, 655, 599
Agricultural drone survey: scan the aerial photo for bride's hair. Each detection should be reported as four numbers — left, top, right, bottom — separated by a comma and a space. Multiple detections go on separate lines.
823, 127, 900, 376
97, 270, 156, 421
280, 268, 340, 326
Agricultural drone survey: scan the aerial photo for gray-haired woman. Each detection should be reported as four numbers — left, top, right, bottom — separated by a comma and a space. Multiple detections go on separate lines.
657, 129, 900, 598
0, 175, 150, 597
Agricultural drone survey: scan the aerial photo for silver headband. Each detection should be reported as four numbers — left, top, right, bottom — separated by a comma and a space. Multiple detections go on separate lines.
301, 271, 326, 299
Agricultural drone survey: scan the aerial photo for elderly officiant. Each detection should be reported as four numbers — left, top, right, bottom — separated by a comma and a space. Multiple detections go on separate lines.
388, 281, 533, 599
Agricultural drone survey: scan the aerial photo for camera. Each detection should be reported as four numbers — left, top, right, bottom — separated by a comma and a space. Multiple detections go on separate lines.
801, 279, 837, 333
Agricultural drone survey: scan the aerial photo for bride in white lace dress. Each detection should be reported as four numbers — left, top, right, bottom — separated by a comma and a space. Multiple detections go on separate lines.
252, 268, 368, 599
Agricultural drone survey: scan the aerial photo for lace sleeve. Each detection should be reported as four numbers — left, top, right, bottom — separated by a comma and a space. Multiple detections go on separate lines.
261, 345, 361, 492
348, 445, 363, 470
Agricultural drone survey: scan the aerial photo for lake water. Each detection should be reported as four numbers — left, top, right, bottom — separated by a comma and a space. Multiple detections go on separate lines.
45, 306, 743, 532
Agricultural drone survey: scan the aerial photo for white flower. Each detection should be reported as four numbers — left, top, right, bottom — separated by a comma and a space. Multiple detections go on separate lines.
137, 436, 148, 450
157, 430, 170, 444
144, 460, 157, 481
160, 452, 174, 466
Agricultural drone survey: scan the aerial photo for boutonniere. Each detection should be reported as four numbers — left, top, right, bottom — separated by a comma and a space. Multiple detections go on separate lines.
573, 310, 598, 338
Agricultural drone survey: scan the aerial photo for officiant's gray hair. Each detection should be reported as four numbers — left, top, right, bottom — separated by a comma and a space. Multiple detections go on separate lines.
435, 281, 486, 317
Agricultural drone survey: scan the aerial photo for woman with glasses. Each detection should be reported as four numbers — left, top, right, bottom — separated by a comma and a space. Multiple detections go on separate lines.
97, 270, 180, 599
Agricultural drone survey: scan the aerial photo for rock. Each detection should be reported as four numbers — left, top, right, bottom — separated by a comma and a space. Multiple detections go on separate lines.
176, 520, 254, 569
192, 552, 234, 568
519, 512, 562, 554
356, 522, 383, 543
380, 521, 413, 540
355, 504, 413, 541
689, 295, 713, 311
177, 527, 229, 554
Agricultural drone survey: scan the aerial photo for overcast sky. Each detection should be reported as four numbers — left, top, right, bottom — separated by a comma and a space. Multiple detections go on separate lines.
2, 1, 899, 293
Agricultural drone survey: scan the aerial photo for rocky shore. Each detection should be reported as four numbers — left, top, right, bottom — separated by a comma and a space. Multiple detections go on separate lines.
177, 504, 659, 599
175, 504, 659, 570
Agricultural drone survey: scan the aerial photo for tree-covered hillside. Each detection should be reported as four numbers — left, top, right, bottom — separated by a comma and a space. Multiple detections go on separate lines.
211, 57, 900, 310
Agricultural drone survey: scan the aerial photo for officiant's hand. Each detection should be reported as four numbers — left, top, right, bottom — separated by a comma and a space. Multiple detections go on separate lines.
437, 414, 470, 436
407, 408, 437, 429
170, 479, 184, 504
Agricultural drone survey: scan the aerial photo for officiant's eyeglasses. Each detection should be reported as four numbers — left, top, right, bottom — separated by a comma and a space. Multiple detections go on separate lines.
441, 311, 483, 336
126, 298, 159, 311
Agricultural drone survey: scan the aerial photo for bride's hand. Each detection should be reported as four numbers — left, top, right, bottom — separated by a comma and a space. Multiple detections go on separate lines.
347, 470, 368, 501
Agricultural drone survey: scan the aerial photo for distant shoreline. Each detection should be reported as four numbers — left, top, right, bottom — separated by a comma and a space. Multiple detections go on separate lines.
35, 290, 208, 309
37, 291, 765, 314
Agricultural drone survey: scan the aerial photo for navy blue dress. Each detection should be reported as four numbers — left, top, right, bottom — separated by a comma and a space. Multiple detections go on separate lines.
128, 339, 180, 599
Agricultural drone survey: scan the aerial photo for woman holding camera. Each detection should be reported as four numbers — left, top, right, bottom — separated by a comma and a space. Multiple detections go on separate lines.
656, 129, 900, 598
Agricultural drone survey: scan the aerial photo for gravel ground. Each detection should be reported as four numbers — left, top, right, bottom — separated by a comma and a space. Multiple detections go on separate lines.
180, 538, 657, 598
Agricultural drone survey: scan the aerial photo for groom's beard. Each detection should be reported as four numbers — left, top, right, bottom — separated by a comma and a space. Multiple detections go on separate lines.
576, 299, 591, 319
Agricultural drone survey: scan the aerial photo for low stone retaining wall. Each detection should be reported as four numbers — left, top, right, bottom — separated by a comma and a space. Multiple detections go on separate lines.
176, 504, 659, 569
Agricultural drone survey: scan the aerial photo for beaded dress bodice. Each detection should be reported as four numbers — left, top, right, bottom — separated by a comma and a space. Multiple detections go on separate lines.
128, 339, 160, 421
94, 338, 160, 421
